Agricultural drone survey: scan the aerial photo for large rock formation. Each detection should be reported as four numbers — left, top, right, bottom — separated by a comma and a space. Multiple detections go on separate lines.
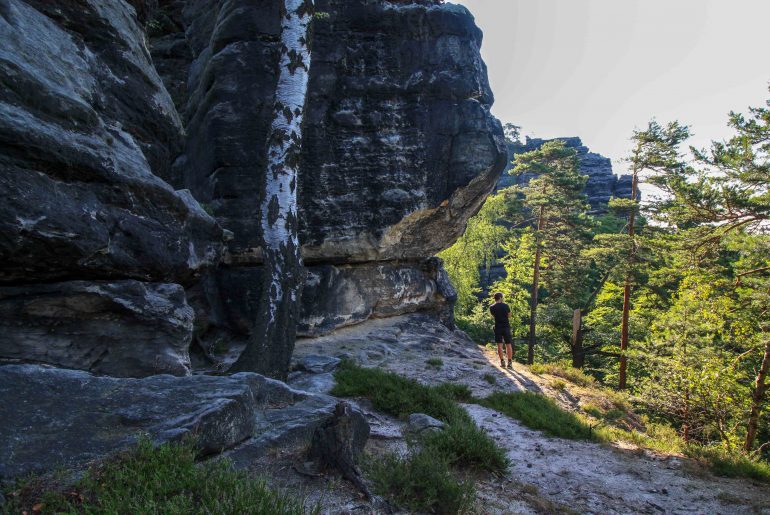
0, 363, 354, 480
499, 136, 633, 212
0, 0, 504, 375
146, 0, 505, 367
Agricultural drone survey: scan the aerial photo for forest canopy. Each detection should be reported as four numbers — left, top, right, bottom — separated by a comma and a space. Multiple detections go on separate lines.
439, 86, 770, 456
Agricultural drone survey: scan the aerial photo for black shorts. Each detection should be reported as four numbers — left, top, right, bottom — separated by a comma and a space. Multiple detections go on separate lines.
494, 326, 512, 344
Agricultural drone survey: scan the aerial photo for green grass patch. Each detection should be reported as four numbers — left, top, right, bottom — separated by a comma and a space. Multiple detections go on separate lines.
333, 360, 467, 425
4, 438, 310, 514
686, 446, 770, 483
530, 361, 597, 387
433, 382, 473, 403
425, 357, 444, 368
482, 373, 497, 385
365, 446, 474, 514
480, 391, 595, 440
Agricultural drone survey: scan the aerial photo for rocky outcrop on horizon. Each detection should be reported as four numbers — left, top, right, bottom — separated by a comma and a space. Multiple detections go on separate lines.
499, 136, 633, 212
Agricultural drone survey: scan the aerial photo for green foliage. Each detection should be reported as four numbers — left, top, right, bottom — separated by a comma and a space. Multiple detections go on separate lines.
482, 373, 497, 385
421, 420, 509, 473
530, 361, 597, 387
686, 446, 770, 483
426, 357, 444, 368
4, 438, 309, 515
364, 446, 475, 514
332, 361, 508, 474
439, 190, 512, 315
332, 360, 467, 425
480, 392, 595, 440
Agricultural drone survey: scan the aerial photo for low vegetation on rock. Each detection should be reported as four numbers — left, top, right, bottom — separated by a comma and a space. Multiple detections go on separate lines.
3, 439, 312, 515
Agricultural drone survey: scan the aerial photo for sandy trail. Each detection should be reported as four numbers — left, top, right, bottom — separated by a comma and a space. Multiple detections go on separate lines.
290, 314, 770, 514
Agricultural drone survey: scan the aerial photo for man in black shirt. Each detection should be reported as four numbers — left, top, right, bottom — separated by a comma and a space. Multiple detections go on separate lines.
490, 292, 513, 369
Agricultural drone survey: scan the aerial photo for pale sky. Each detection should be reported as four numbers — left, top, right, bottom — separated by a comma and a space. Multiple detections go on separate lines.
453, 0, 770, 175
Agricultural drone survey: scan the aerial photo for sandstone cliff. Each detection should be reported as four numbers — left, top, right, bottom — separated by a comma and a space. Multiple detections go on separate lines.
0, 0, 505, 378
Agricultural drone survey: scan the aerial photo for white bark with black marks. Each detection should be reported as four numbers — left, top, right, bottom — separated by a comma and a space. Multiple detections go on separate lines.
232, 0, 312, 377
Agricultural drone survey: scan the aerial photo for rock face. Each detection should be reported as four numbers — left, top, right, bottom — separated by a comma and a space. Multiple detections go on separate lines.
0, 281, 194, 377
0, 0, 224, 374
1, 0, 503, 376
499, 137, 633, 212
146, 0, 504, 367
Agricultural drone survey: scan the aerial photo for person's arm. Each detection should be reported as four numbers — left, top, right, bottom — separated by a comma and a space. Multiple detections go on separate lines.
506, 305, 512, 318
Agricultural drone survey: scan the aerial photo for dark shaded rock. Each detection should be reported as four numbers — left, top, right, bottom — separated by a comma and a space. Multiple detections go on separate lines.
0, 365, 270, 480
309, 401, 371, 498
0, 280, 193, 377
299, 0, 507, 263
0, 0, 224, 285
298, 259, 456, 337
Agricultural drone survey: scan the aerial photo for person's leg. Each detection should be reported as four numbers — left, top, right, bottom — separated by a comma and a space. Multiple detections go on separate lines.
505, 329, 513, 368
495, 330, 505, 366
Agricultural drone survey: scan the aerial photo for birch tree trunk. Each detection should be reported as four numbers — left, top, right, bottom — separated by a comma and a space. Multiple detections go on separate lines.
231, 0, 313, 378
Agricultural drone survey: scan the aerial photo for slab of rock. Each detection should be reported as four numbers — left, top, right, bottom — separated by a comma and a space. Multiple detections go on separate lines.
295, 355, 342, 374
0, 280, 193, 377
407, 413, 445, 434
0, 365, 274, 480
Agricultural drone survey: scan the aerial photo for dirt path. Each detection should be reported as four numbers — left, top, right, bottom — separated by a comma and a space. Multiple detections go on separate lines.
291, 314, 770, 514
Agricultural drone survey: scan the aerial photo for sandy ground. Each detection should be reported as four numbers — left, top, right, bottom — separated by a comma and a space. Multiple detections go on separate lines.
283, 314, 770, 514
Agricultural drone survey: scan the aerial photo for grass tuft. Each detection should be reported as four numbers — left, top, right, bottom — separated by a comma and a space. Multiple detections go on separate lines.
482, 373, 497, 385
480, 391, 595, 440
3, 438, 310, 514
425, 357, 444, 368
530, 361, 597, 387
365, 447, 475, 514
685, 446, 770, 483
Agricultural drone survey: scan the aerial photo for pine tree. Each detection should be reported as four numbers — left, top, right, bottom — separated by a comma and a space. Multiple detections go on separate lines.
511, 141, 590, 364
615, 120, 690, 389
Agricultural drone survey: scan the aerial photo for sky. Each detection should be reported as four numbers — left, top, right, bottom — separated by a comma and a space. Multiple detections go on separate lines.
452, 0, 770, 175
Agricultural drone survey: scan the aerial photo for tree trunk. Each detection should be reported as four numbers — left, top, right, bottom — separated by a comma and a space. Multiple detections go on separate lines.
745, 341, 770, 452
231, 0, 313, 378
571, 309, 584, 368
619, 152, 639, 390
528, 205, 545, 365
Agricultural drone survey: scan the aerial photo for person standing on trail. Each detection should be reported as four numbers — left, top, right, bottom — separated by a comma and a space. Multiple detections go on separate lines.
490, 292, 513, 369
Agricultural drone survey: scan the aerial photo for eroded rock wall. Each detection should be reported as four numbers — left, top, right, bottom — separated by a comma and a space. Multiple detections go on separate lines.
0, 0, 224, 376
1, 0, 504, 377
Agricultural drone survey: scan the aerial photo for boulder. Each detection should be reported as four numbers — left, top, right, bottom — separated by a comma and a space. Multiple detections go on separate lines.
0, 365, 266, 480
299, 0, 507, 263
0, 280, 193, 377
295, 355, 342, 374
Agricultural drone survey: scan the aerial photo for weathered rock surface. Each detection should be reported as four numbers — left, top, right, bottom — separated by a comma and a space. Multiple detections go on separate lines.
500, 136, 633, 212
0, 281, 193, 377
2, 0, 503, 376
0, 363, 368, 483
299, 0, 508, 263
407, 413, 445, 434
0, 0, 223, 285
0, 365, 260, 479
